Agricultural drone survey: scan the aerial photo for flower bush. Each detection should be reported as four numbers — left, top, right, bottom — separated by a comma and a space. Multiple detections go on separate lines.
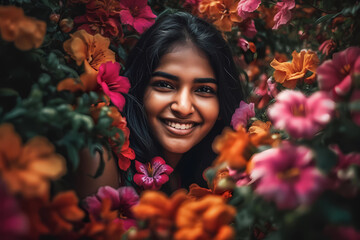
1, 0, 360, 239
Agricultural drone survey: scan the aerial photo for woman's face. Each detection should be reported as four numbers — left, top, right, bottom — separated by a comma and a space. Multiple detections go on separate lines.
143, 44, 219, 164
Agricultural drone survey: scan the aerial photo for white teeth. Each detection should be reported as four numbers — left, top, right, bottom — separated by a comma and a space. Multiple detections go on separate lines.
165, 121, 194, 130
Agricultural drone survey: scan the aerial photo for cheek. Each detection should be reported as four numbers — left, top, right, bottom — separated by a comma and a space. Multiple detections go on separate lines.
196, 98, 220, 124
143, 90, 167, 117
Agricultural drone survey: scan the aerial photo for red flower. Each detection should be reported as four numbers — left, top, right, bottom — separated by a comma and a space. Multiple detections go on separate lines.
119, 0, 157, 34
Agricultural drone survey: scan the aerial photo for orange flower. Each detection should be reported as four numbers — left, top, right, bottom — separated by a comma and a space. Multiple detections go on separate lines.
270, 50, 319, 89
0, 6, 46, 50
199, 0, 242, 32
212, 126, 254, 170
81, 198, 125, 240
0, 124, 66, 197
57, 30, 115, 92
132, 190, 188, 239
175, 195, 236, 240
249, 120, 281, 147
20, 191, 85, 239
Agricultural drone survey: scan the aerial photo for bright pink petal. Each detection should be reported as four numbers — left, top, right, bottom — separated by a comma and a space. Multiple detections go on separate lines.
97, 186, 121, 209
134, 160, 149, 176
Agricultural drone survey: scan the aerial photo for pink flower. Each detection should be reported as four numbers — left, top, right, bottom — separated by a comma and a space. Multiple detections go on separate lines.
237, 0, 261, 19
0, 181, 29, 239
84, 186, 139, 230
272, 0, 295, 30
250, 142, 325, 209
319, 39, 336, 56
97, 61, 131, 111
317, 47, 360, 99
119, 0, 156, 34
238, 19, 257, 38
228, 167, 251, 187
237, 38, 249, 52
268, 90, 335, 139
254, 75, 279, 108
231, 101, 255, 129
327, 145, 360, 196
133, 157, 173, 190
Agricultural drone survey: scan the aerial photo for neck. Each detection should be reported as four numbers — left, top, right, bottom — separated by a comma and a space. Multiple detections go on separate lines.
162, 150, 183, 169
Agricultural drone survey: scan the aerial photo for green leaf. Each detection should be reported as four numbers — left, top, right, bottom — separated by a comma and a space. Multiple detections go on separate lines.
313, 146, 338, 173
314, 12, 342, 24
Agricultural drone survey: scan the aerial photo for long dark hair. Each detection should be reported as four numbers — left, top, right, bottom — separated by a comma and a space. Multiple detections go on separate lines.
123, 12, 244, 189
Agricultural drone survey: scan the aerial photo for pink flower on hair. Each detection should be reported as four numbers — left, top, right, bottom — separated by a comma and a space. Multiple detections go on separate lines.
272, 0, 295, 30
250, 142, 325, 209
268, 90, 335, 139
84, 186, 139, 230
119, 0, 156, 34
317, 47, 360, 99
134, 157, 173, 190
231, 101, 255, 129
97, 61, 131, 111
237, 0, 261, 19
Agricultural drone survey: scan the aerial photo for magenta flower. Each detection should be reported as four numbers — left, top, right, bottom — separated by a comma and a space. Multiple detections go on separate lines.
238, 19, 257, 38
250, 142, 325, 209
237, 0, 261, 19
237, 38, 249, 52
133, 157, 173, 190
268, 90, 335, 139
97, 61, 131, 111
84, 186, 139, 230
231, 101, 255, 129
272, 0, 295, 30
317, 47, 360, 99
228, 167, 251, 187
119, 0, 156, 34
0, 181, 29, 239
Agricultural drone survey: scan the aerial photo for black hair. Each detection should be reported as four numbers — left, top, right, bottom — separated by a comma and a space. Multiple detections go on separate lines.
123, 12, 244, 190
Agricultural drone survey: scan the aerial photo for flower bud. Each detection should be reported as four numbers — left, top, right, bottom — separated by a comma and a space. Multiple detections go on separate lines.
49, 13, 60, 23
59, 18, 74, 33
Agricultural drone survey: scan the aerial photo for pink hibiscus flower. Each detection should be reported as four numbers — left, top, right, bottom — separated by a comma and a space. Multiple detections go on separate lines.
97, 61, 131, 111
272, 0, 295, 30
250, 142, 325, 209
237, 0, 261, 19
119, 0, 156, 34
133, 157, 173, 190
0, 181, 29, 239
231, 100, 255, 129
84, 186, 139, 230
317, 46, 360, 99
268, 90, 335, 139
238, 19, 257, 38
237, 38, 249, 52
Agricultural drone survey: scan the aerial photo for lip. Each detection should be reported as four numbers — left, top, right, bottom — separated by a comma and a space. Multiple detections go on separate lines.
160, 118, 200, 136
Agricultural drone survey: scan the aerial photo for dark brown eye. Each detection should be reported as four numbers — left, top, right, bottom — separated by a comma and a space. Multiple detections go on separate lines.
195, 86, 216, 94
152, 81, 174, 89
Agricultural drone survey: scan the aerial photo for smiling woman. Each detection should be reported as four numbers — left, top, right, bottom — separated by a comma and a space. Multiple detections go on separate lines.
120, 12, 244, 192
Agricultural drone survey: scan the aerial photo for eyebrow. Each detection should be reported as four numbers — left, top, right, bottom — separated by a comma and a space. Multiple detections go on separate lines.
152, 71, 217, 84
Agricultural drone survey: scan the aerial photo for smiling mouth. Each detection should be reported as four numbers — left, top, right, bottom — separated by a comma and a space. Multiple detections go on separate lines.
164, 120, 196, 130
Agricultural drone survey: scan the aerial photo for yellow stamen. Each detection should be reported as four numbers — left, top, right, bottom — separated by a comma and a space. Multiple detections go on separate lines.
278, 167, 300, 180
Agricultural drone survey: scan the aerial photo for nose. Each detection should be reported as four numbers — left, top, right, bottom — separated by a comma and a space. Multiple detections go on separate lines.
170, 89, 195, 117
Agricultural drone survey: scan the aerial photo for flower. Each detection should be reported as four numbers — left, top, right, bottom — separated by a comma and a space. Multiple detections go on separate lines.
84, 186, 139, 230
81, 198, 125, 240
0, 5, 46, 50
199, 0, 242, 32
131, 190, 188, 239
57, 30, 115, 92
319, 39, 336, 56
0, 123, 66, 197
38, 191, 85, 234
0, 180, 29, 239
212, 126, 254, 170
253, 75, 279, 108
270, 50, 319, 89
250, 142, 325, 209
230, 100, 255, 129
317, 46, 360, 99
272, 0, 295, 30
119, 0, 157, 34
97, 62, 131, 111
237, 38, 249, 51
175, 195, 236, 240
268, 90, 335, 139
74, 0, 123, 38
237, 0, 261, 19
134, 157, 173, 190
238, 18, 257, 38
248, 120, 281, 147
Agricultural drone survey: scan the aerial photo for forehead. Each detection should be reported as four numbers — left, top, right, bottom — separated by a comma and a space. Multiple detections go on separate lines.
155, 44, 215, 79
